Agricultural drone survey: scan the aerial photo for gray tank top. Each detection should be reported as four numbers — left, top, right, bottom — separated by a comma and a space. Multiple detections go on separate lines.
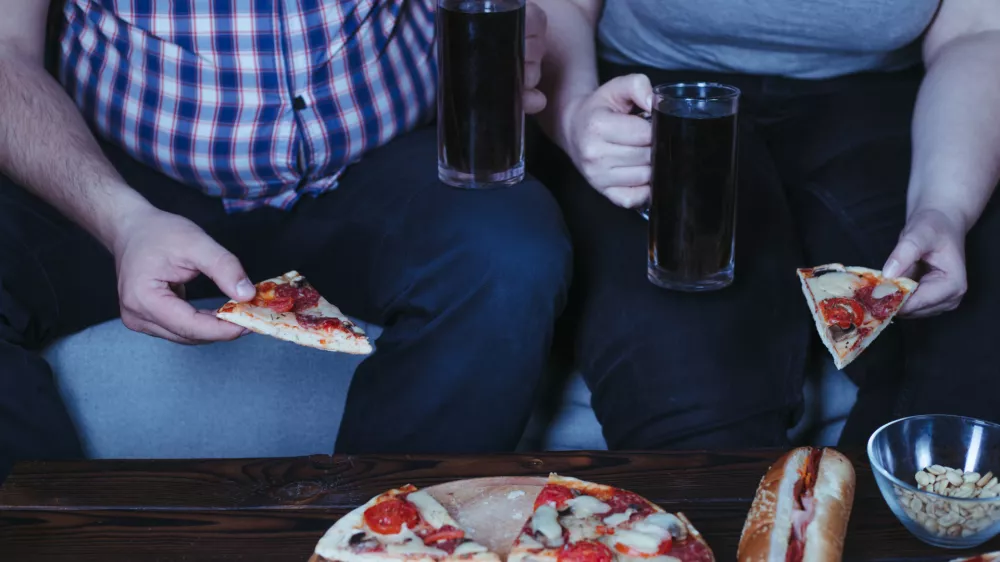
598, 0, 941, 79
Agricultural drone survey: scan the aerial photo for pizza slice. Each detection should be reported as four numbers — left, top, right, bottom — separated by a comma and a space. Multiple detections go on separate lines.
311, 484, 500, 562
950, 553, 1000, 562
509, 474, 714, 562
216, 270, 372, 354
797, 264, 917, 369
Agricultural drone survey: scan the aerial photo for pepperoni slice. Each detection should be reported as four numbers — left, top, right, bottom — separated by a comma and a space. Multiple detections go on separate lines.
671, 538, 715, 562
557, 540, 614, 562
423, 525, 465, 544
605, 490, 654, 516
267, 296, 295, 313
363, 498, 421, 535
534, 484, 576, 510
854, 284, 904, 321
297, 314, 344, 331
818, 297, 864, 330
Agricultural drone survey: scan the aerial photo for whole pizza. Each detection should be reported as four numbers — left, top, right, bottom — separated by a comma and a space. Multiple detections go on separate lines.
309, 474, 714, 562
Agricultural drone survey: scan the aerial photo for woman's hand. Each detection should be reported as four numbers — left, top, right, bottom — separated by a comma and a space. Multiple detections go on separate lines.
559, 74, 653, 208
882, 208, 969, 318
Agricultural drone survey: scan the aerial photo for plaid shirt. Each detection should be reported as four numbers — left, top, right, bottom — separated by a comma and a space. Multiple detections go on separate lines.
57, 0, 437, 212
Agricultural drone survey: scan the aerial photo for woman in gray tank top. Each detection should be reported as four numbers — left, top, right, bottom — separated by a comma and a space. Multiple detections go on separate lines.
530, 0, 1000, 449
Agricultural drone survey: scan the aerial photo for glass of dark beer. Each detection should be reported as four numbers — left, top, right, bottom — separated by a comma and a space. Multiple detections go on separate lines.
647, 83, 740, 291
437, 0, 525, 188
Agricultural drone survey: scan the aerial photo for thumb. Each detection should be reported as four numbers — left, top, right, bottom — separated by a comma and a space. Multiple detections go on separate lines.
599, 74, 653, 114
883, 224, 933, 279
189, 238, 256, 301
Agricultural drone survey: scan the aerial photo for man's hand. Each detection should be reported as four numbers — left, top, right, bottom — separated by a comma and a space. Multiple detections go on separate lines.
524, 2, 548, 114
882, 208, 968, 318
560, 74, 653, 208
112, 209, 256, 343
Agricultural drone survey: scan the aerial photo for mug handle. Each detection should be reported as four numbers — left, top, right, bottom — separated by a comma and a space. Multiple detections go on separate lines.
635, 110, 653, 221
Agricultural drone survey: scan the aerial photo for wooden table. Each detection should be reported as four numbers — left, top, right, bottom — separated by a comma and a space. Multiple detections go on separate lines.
1, 450, 998, 561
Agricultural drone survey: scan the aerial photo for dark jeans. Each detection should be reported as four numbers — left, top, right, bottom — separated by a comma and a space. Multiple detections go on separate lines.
535, 62, 1000, 450
0, 126, 573, 472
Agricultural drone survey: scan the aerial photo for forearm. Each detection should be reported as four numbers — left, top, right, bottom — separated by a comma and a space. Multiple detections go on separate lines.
0, 53, 155, 250
532, 0, 601, 150
909, 31, 1000, 231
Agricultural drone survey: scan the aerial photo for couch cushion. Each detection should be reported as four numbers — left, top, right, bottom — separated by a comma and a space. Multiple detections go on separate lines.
45, 299, 857, 457
46, 299, 380, 458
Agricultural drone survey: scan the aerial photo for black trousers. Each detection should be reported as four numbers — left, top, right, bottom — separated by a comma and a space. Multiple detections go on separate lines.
535, 62, 1000, 450
0, 126, 573, 474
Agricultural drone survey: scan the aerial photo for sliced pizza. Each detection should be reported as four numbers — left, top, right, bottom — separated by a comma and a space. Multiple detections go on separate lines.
509, 474, 714, 562
797, 264, 917, 370
311, 484, 500, 562
216, 270, 372, 354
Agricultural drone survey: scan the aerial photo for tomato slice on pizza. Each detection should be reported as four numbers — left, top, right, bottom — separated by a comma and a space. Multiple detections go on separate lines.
216, 270, 372, 354
797, 263, 917, 369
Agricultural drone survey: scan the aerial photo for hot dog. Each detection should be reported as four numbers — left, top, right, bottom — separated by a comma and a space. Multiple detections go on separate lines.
737, 447, 856, 562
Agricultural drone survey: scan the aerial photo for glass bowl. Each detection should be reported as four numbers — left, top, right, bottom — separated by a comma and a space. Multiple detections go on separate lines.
868, 414, 1000, 548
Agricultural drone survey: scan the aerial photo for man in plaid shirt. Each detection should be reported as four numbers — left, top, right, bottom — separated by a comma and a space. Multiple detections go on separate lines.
0, 0, 564, 465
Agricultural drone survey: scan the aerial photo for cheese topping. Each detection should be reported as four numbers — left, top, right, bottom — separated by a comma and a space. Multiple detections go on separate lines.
405, 490, 454, 530
563, 514, 601, 544
806, 271, 863, 302
872, 280, 900, 299
517, 534, 545, 550
643, 513, 686, 539
531, 505, 564, 546
603, 509, 633, 527
566, 495, 611, 517
609, 528, 666, 554
453, 542, 489, 555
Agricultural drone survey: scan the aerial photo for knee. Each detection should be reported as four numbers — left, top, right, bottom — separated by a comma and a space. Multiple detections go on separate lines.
446, 180, 573, 316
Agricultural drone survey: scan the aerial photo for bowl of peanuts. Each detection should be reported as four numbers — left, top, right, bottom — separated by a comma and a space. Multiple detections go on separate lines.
868, 414, 1000, 548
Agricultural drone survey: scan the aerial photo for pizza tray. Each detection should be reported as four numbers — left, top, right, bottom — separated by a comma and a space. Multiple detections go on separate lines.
424, 476, 546, 557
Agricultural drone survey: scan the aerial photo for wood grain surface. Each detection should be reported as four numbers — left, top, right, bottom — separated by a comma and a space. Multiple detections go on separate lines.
1, 450, 998, 561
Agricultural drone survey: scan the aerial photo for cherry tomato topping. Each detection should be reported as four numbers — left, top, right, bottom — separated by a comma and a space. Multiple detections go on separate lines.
557, 540, 614, 562
818, 297, 864, 329
423, 526, 466, 544
363, 498, 420, 535
534, 484, 576, 510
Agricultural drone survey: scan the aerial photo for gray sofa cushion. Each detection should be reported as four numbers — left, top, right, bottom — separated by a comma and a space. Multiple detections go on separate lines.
44, 299, 855, 458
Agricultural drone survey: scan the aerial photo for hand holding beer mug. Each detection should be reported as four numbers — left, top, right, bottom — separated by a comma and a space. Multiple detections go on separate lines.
647, 83, 740, 292
437, 0, 528, 188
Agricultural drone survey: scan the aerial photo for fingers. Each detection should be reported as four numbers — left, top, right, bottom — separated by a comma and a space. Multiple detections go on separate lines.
186, 238, 255, 301
526, 2, 547, 39
603, 185, 650, 209
524, 88, 547, 115
883, 219, 938, 279
900, 271, 967, 318
151, 294, 247, 341
598, 74, 653, 113
591, 114, 652, 146
122, 314, 202, 345
594, 166, 651, 190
